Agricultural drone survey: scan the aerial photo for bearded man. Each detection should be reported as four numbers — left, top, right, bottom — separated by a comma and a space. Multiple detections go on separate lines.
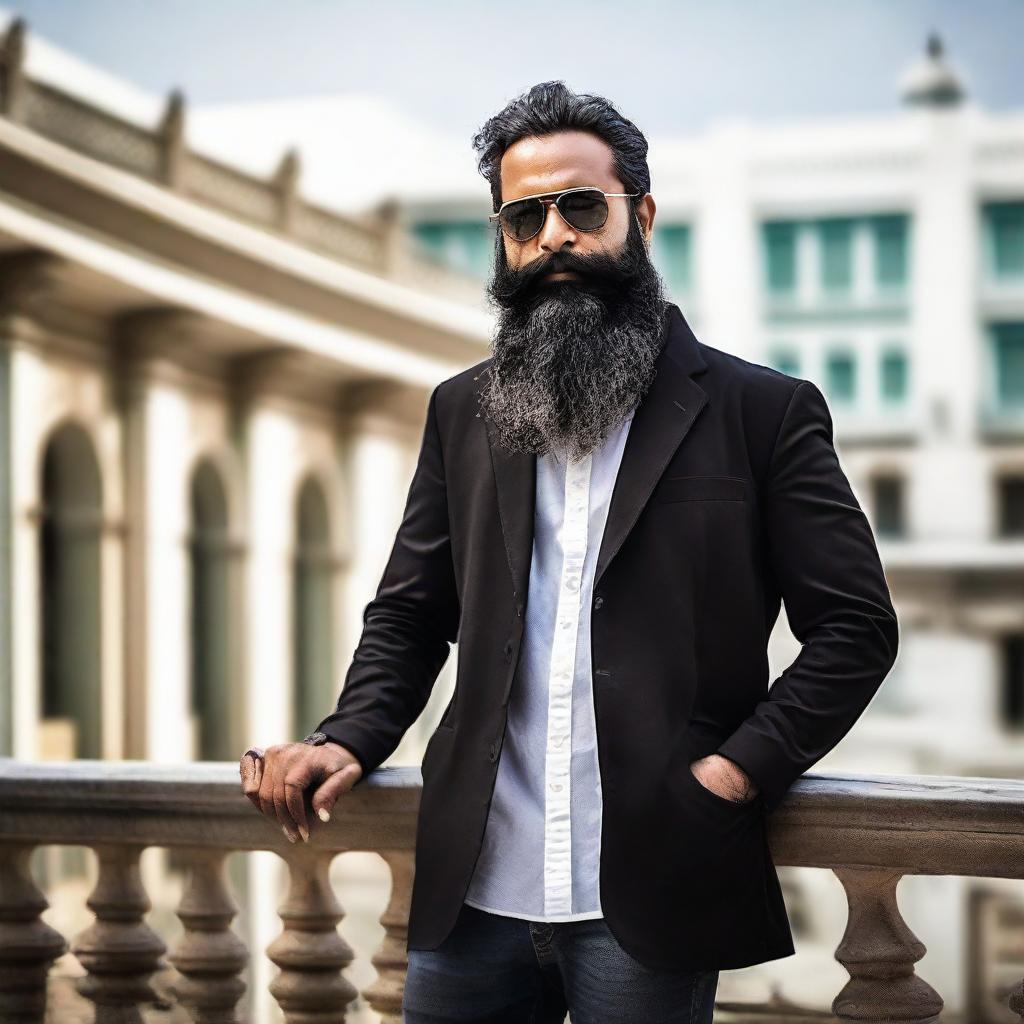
241, 81, 899, 1024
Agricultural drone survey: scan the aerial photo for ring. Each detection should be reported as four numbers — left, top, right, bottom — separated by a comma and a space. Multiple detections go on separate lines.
244, 747, 265, 761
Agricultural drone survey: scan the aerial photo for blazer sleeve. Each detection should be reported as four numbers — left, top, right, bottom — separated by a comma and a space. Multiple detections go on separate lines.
313, 383, 460, 783
716, 379, 899, 813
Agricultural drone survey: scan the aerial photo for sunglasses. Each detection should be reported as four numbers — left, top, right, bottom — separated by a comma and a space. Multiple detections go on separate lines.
489, 186, 645, 242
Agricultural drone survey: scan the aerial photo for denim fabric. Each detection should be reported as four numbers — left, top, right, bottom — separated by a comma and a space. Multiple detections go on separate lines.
402, 901, 719, 1024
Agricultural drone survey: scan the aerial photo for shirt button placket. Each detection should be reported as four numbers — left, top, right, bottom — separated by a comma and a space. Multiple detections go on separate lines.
543, 450, 592, 918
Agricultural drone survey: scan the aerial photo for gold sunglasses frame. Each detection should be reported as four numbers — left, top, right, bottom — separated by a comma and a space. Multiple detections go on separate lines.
488, 185, 645, 241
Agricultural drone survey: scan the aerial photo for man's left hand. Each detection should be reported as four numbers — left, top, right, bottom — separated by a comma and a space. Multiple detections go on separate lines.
689, 754, 759, 803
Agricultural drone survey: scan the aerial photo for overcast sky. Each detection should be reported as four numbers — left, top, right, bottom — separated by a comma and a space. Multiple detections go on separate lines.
3, 0, 1021, 142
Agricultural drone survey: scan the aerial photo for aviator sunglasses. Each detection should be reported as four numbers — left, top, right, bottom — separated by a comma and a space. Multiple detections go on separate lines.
489, 185, 645, 242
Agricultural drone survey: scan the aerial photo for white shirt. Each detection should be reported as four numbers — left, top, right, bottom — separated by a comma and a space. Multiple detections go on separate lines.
463, 409, 636, 921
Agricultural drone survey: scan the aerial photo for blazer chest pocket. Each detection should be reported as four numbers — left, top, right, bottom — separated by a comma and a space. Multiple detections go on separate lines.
653, 474, 749, 504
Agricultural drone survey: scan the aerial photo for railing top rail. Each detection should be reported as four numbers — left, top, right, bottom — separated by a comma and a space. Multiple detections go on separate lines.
1, 759, 1022, 875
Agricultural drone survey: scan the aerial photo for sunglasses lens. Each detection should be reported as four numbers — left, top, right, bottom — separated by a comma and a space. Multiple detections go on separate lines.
559, 189, 609, 231
502, 199, 544, 241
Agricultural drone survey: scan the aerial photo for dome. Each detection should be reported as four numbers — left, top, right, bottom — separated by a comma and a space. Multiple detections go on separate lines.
899, 32, 966, 107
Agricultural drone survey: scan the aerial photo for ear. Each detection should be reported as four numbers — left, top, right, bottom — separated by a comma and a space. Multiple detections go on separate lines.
636, 192, 656, 245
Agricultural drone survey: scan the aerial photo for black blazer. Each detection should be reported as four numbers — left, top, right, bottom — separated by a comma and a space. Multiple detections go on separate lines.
315, 301, 899, 972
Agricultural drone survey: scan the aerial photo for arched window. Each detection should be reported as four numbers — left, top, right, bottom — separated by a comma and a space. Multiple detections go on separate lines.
292, 477, 334, 739
39, 422, 103, 760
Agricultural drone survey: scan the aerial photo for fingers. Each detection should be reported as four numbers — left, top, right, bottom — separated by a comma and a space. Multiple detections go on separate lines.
243, 744, 361, 845
311, 763, 363, 823
285, 764, 314, 843
273, 750, 302, 843
257, 747, 281, 828
239, 749, 264, 813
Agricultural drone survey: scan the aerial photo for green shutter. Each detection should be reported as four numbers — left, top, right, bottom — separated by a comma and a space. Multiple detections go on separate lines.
986, 202, 1024, 281
880, 348, 908, 402
763, 221, 797, 294
994, 323, 1024, 408
412, 221, 494, 278
768, 347, 800, 377
825, 349, 856, 401
651, 225, 692, 297
819, 218, 854, 293
873, 215, 908, 289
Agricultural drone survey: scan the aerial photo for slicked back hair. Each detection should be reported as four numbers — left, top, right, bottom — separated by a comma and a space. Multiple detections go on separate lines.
471, 81, 651, 215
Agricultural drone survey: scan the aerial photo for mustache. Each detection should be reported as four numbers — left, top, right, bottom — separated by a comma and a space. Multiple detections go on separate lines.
487, 236, 647, 309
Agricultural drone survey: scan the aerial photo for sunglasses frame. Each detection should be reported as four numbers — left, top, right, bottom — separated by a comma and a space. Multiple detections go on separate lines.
488, 185, 645, 242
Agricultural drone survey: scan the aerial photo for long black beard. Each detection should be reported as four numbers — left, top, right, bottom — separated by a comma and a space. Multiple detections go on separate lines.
479, 208, 668, 463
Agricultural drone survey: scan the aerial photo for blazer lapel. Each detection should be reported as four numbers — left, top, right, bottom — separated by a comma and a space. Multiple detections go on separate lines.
594, 304, 708, 587
479, 301, 709, 607
483, 414, 536, 609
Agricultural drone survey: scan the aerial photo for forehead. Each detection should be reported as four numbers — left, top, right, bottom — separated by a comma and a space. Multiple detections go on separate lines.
500, 130, 620, 202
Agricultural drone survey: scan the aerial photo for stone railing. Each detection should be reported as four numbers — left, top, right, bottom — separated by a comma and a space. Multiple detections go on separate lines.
0, 18, 486, 308
0, 759, 1022, 1023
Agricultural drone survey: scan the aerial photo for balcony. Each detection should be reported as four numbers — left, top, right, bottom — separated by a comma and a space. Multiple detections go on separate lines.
1, 759, 1022, 1023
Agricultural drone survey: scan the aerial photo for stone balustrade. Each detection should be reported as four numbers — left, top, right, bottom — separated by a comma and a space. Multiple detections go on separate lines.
0, 759, 1022, 1023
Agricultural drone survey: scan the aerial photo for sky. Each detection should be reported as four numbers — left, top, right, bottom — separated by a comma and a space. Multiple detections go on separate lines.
1, 0, 1022, 145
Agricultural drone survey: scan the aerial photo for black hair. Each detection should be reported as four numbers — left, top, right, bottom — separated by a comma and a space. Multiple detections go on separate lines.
471, 81, 651, 215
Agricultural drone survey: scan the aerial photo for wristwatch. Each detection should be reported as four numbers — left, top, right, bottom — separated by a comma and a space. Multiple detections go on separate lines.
302, 731, 329, 746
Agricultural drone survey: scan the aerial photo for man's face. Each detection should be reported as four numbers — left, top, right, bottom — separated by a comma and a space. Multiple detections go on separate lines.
492, 129, 656, 302
479, 130, 668, 462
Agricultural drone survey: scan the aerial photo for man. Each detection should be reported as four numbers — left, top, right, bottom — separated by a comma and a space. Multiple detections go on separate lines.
240, 81, 899, 1023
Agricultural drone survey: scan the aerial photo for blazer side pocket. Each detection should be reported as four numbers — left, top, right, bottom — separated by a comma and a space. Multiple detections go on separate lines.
654, 475, 749, 504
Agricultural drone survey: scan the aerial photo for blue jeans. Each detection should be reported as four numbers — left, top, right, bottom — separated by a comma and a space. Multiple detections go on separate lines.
402, 901, 719, 1023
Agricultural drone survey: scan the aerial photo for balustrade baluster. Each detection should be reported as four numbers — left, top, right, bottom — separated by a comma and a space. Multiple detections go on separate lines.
363, 850, 415, 1024
267, 846, 358, 1022
0, 844, 67, 1024
70, 843, 167, 1024
832, 867, 943, 1024
168, 847, 248, 1023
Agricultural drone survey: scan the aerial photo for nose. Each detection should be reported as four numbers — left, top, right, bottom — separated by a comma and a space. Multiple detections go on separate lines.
536, 198, 577, 255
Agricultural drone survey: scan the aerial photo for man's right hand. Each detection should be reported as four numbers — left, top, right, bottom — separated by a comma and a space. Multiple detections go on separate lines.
239, 741, 364, 844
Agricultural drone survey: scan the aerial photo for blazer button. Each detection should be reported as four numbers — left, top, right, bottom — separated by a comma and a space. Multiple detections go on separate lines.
594, 595, 605, 609
503, 641, 513, 660
489, 742, 499, 762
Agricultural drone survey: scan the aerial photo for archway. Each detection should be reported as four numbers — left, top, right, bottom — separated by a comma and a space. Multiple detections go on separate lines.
39, 422, 103, 760
292, 476, 334, 738
189, 459, 233, 761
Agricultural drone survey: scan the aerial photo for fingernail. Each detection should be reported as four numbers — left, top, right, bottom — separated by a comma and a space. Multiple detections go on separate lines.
282, 825, 297, 843
318, 808, 330, 823
298, 825, 309, 842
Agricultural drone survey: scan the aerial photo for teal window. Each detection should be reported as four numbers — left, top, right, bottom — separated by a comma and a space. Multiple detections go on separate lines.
872, 214, 908, 290
993, 323, 1024, 408
651, 224, 692, 297
985, 201, 1024, 281
825, 349, 856, 401
412, 221, 495, 278
819, 218, 854, 293
768, 347, 800, 377
880, 348, 908, 402
763, 221, 797, 294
